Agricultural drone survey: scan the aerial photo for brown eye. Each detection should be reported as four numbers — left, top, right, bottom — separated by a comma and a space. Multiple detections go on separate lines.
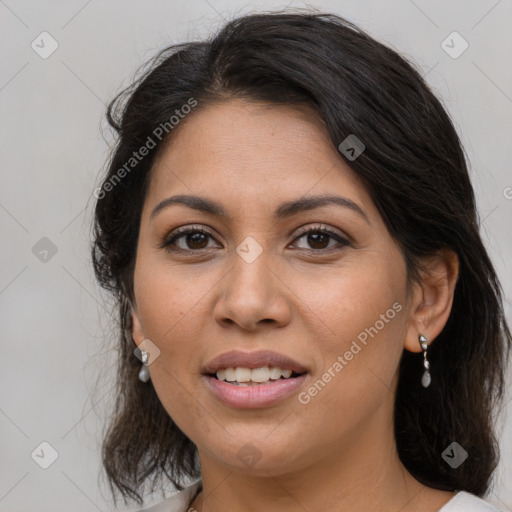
183, 232, 209, 249
306, 232, 330, 249
292, 226, 350, 252
161, 226, 218, 252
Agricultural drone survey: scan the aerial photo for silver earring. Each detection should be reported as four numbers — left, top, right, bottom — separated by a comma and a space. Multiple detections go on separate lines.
419, 334, 431, 388
138, 349, 151, 383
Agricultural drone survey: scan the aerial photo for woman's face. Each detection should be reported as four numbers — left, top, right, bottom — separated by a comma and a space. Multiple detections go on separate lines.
131, 98, 417, 475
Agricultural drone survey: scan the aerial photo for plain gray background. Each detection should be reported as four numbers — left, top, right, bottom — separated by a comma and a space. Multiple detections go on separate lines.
1, 1, 511, 511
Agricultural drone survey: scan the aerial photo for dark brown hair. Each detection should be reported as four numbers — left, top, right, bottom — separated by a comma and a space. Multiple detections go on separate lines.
91, 10, 512, 507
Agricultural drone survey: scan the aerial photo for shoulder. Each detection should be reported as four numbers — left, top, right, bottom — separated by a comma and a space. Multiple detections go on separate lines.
134, 479, 202, 512
439, 491, 506, 512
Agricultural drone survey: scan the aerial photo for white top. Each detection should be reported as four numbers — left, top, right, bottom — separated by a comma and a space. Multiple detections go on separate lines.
138, 479, 506, 512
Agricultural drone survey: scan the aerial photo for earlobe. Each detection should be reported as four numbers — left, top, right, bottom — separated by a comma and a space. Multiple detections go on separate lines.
131, 306, 145, 346
404, 248, 459, 353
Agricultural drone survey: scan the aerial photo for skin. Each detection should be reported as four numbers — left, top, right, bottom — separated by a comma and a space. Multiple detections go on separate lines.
131, 98, 460, 512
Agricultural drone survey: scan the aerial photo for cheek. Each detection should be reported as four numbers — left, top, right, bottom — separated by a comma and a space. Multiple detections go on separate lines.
134, 252, 206, 330
295, 253, 404, 338
294, 256, 407, 398
133, 264, 209, 428
133, 262, 199, 367
293, 287, 405, 451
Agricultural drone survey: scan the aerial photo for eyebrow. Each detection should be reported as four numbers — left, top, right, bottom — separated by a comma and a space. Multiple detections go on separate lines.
150, 193, 370, 224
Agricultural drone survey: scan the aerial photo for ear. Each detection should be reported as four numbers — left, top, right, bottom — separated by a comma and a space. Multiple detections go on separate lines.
404, 248, 459, 353
131, 303, 146, 346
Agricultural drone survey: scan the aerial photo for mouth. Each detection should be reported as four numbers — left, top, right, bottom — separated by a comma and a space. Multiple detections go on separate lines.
202, 350, 309, 407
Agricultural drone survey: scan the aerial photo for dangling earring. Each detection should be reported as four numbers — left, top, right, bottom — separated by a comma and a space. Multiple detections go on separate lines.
419, 334, 431, 388
138, 349, 151, 383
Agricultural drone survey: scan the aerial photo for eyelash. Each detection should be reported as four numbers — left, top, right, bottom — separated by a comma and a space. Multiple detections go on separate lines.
160, 224, 350, 253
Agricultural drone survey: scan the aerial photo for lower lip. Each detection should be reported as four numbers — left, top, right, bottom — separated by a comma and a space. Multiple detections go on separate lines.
203, 374, 308, 409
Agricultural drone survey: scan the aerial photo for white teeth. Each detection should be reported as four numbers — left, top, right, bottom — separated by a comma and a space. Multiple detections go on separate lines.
234, 367, 252, 382
269, 367, 282, 379
251, 367, 270, 382
215, 366, 298, 383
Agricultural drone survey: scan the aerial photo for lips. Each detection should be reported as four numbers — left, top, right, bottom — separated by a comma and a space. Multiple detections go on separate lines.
202, 349, 309, 375
204, 372, 308, 408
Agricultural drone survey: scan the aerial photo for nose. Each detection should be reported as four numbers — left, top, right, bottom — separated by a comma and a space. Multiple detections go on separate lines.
213, 249, 292, 332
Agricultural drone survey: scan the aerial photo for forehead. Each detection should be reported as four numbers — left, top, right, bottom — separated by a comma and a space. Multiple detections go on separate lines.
145, 99, 371, 217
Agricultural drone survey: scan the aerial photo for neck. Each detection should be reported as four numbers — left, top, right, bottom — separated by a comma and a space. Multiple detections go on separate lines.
190, 399, 454, 512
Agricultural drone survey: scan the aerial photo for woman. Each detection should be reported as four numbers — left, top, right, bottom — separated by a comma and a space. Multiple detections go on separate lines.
91, 11, 511, 512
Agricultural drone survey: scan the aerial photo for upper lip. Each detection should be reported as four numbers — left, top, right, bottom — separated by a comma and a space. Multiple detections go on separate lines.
203, 350, 309, 375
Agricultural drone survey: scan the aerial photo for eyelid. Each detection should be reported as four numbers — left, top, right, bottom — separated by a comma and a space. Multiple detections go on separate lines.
292, 223, 347, 240
159, 224, 218, 249
289, 224, 351, 251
